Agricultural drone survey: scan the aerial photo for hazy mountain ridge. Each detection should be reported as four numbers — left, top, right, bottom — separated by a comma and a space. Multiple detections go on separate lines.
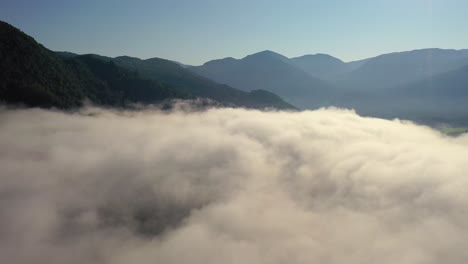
190, 48, 468, 125
193, 48, 468, 89
335, 48, 468, 91
190, 50, 334, 109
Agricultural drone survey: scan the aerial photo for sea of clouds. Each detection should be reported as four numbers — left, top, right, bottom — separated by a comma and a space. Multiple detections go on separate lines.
1, 105, 468, 264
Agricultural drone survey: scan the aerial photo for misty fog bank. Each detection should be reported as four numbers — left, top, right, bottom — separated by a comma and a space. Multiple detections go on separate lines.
1, 106, 468, 264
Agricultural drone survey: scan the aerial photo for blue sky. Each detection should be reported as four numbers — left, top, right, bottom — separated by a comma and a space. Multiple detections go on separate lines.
1, 0, 467, 65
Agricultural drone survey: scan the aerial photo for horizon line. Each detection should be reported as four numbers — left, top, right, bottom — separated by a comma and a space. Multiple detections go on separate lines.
53, 47, 468, 66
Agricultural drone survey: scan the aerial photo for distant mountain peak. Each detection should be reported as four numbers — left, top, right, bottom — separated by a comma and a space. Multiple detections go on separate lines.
203, 57, 237, 66
292, 53, 344, 63
252, 50, 281, 56
115, 55, 141, 60
244, 50, 289, 61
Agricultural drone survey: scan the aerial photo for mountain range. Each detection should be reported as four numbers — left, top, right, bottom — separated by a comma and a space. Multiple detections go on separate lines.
190, 48, 468, 125
1, 20, 467, 126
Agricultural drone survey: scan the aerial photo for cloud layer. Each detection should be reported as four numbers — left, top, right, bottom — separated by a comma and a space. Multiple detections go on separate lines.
1, 106, 468, 264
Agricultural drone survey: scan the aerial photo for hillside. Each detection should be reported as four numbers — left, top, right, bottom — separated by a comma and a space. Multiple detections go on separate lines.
0, 21, 86, 107
0, 20, 190, 108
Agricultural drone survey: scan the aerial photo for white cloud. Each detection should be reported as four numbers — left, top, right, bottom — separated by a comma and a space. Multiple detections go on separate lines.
0, 106, 467, 264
